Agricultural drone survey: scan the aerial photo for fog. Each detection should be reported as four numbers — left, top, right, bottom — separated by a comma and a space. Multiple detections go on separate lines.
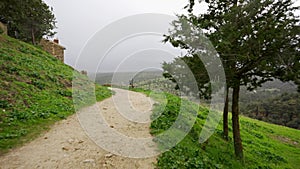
43, 0, 300, 73
43, 0, 207, 73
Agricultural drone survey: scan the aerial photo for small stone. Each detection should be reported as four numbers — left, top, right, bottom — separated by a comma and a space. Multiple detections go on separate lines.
62, 146, 70, 151
68, 138, 74, 144
78, 140, 84, 144
103, 107, 108, 110
105, 153, 114, 158
3, 81, 9, 86
83, 159, 95, 163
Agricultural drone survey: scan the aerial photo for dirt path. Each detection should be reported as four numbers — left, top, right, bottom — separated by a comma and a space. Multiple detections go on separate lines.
0, 88, 157, 169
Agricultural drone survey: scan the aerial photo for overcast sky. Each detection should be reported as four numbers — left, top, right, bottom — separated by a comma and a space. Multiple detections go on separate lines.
43, 0, 200, 73
43, 0, 300, 73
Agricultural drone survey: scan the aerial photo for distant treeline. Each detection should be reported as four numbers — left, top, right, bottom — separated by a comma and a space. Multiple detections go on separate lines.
241, 93, 299, 129
238, 80, 299, 129
94, 71, 163, 86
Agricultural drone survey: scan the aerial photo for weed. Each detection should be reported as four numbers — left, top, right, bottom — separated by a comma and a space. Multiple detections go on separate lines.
140, 89, 300, 169
0, 35, 112, 154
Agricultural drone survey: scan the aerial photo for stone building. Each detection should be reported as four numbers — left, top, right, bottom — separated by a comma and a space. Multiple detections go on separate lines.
40, 38, 66, 62
0, 21, 7, 35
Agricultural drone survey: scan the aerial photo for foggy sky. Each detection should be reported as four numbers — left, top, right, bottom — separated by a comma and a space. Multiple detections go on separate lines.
43, 0, 200, 73
43, 0, 300, 73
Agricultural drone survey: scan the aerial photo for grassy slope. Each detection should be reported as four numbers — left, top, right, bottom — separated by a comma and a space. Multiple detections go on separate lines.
133, 89, 300, 169
0, 35, 112, 154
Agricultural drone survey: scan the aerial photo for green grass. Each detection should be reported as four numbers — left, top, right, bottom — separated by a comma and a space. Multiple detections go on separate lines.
133, 88, 300, 169
0, 35, 112, 154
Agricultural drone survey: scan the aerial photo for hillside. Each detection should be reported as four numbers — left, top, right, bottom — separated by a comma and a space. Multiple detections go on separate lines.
0, 35, 112, 154
133, 89, 300, 169
94, 70, 163, 86
242, 93, 300, 129
149, 75, 299, 129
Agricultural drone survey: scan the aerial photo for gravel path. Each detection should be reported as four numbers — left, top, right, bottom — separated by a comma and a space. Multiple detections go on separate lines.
0, 88, 157, 169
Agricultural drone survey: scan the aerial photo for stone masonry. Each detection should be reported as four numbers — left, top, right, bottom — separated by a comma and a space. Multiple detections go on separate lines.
40, 38, 66, 62
0, 21, 7, 35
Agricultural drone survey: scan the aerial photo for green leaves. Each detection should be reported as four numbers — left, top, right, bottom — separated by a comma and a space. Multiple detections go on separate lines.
0, 0, 56, 44
176, 0, 299, 90
163, 0, 299, 161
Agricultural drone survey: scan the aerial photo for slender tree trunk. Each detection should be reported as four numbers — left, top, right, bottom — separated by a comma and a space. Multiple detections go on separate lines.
223, 86, 229, 140
232, 85, 243, 160
31, 27, 36, 45
255, 105, 259, 117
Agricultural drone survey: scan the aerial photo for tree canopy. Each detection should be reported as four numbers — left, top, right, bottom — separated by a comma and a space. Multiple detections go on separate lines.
162, 55, 211, 99
164, 0, 299, 159
0, 0, 56, 44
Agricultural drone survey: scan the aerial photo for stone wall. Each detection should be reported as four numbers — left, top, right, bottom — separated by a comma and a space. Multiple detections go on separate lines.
0, 22, 7, 35
40, 39, 65, 62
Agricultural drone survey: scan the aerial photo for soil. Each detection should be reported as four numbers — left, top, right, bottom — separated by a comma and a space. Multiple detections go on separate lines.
0, 88, 157, 169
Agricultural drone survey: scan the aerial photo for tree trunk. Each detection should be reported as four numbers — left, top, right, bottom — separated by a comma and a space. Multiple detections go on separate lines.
31, 27, 36, 45
223, 86, 229, 140
255, 105, 259, 117
265, 110, 269, 118
232, 85, 243, 160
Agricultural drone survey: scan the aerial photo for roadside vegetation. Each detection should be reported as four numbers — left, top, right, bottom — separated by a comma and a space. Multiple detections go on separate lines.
132, 88, 300, 169
0, 35, 112, 154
